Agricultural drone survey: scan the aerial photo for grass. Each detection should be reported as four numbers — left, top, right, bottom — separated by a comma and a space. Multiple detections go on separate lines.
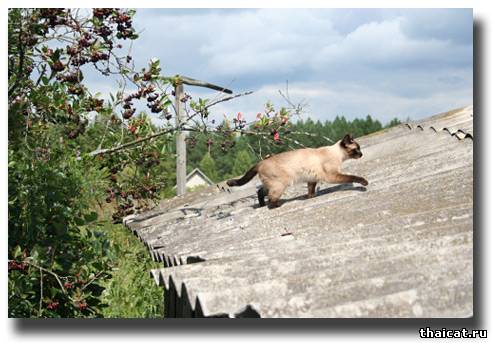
92, 203, 164, 318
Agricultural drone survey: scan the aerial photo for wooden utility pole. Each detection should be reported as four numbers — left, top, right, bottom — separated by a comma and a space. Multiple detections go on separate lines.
174, 82, 186, 197
174, 75, 232, 196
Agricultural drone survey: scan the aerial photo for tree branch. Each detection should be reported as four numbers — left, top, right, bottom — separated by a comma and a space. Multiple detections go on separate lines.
80, 270, 105, 291
88, 91, 254, 157
87, 123, 334, 158
204, 91, 253, 110
18, 259, 68, 295
39, 269, 43, 316
88, 127, 179, 156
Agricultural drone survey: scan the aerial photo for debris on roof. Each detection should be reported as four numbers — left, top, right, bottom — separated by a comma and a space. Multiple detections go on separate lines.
124, 105, 473, 318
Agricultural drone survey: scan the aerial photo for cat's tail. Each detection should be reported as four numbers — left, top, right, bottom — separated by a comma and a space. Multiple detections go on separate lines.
226, 165, 258, 187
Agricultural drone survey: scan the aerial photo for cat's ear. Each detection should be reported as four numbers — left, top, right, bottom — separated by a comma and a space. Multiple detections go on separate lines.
341, 134, 353, 147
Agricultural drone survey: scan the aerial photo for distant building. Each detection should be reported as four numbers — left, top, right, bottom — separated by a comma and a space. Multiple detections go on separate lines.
185, 168, 214, 190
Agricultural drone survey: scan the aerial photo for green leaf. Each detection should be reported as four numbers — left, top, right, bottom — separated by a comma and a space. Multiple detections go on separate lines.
75, 217, 85, 226
84, 212, 98, 224
12, 245, 22, 259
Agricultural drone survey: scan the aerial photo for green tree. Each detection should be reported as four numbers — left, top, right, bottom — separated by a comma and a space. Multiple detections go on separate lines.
7, 8, 163, 318
231, 149, 254, 177
199, 152, 219, 182
385, 118, 402, 128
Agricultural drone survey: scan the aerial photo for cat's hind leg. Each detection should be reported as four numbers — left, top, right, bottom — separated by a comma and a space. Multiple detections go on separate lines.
307, 182, 317, 198
257, 186, 268, 207
267, 182, 286, 208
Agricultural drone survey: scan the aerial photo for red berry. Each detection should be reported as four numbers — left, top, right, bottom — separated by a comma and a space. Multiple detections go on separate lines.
51, 61, 65, 72
77, 301, 88, 310
47, 301, 59, 310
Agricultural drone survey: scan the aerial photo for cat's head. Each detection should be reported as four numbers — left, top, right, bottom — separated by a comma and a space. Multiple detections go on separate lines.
340, 134, 363, 159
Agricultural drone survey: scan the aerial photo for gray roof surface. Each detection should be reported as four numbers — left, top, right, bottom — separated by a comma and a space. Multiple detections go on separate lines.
124, 105, 473, 318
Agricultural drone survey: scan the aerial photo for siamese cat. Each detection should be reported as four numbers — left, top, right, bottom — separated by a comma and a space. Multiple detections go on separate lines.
227, 134, 368, 208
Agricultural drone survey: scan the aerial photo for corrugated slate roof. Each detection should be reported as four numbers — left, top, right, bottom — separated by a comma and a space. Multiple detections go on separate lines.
124, 105, 473, 318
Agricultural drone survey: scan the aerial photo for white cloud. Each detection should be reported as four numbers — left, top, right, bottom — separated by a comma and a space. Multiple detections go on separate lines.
83, 8, 473, 125
193, 79, 471, 125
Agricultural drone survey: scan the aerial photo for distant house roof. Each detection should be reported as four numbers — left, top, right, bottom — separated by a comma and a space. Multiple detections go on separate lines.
124, 106, 473, 318
173, 168, 214, 190
186, 168, 213, 185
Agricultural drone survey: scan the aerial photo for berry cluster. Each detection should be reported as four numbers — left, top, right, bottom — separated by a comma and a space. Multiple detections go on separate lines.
232, 112, 247, 130
56, 70, 83, 83
145, 92, 165, 114
67, 120, 87, 139
136, 151, 161, 168
111, 201, 135, 222
186, 136, 198, 148
51, 60, 65, 72
113, 11, 135, 40
41, 48, 65, 74
147, 102, 162, 114
68, 32, 110, 67
41, 8, 135, 76
67, 84, 84, 95
90, 51, 110, 63
122, 84, 158, 119
122, 107, 136, 119
105, 185, 138, 221
39, 8, 67, 28
75, 301, 88, 311
103, 147, 162, 222
271, 130, 280, 142
87, 98, 104, 112
46, 300, 59, 310
92, 8, 113, 19
163, 109, 173, 120
8, 260, 27, 271
127, 124, 137, 135
180, 93, 192, 103
108, 183, 160, 222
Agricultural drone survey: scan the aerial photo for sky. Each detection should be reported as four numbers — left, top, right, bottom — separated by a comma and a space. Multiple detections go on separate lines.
86, 8, 473, 125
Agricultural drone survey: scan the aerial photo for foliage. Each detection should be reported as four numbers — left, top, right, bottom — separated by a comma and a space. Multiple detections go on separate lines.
7, 8, 164, 318
199, 152, 219, 182
8, 147, 111, 317
231, 149, 254, 178
100, 221, 163, 318
88, 113, 177, 222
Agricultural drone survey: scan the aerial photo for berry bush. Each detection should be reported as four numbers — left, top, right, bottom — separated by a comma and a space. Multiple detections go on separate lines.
8, 8, 316, 317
